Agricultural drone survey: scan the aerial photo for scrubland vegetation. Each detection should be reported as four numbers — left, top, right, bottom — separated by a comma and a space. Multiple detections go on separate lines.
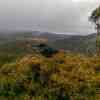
0, 4, 100, 100
0, 46, 100, 100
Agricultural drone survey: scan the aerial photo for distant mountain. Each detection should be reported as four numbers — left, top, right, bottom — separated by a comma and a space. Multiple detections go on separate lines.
32, 31, 71, 41
31, 32, 96, 55
50, 33, 96, 54
0, 31, 97, 55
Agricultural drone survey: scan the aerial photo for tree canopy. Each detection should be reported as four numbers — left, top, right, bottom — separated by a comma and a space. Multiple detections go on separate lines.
89, 6, 100, 24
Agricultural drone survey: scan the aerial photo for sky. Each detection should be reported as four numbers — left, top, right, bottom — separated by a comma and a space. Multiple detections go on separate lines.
0, 0, 100, 35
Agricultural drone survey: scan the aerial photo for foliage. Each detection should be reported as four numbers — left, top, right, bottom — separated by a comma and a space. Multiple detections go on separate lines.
89, 5, 100, 55
0, 51, 99, 100
89, 6, 100, 24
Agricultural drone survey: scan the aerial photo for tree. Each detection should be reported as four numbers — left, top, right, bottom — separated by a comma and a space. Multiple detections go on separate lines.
89, 6, 100, 54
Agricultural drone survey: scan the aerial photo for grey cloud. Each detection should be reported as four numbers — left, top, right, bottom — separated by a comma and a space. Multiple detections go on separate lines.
0, 0, 99, 34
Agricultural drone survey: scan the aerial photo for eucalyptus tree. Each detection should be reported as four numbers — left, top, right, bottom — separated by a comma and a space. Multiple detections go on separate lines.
89, 6, 100, 54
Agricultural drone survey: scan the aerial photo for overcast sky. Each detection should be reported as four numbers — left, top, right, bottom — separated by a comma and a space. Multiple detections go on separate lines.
0, 0, 100, 34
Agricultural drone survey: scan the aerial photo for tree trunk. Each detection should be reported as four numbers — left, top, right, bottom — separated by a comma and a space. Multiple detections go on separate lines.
96, 24, 100, 55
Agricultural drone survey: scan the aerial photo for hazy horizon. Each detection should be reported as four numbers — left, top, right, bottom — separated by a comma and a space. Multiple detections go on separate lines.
0, 0, 100, 34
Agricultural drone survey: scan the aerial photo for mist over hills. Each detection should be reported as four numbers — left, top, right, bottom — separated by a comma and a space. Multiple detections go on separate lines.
50, 33, 96, 54
0, 31, 96, 54
31, 31, 96, 54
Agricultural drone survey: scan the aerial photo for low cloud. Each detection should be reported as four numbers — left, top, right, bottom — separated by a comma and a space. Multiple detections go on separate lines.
0, 0, 99, 34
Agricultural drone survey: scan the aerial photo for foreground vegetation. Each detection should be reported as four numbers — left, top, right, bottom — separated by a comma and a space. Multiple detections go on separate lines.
0, 47, 100, 100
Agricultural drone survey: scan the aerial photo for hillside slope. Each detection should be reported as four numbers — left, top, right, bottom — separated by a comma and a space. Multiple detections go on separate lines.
0, 52, 99, 100
50, 34, 96, 54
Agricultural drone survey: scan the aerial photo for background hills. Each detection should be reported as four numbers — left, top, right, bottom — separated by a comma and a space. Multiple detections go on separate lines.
0, 31, 96, 55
